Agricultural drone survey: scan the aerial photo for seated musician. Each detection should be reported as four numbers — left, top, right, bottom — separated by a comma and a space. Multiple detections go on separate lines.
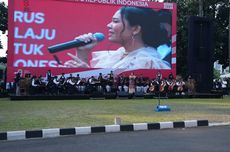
53, 76, 59, 85
97, 73, 105, 93
148, 78, 159, 93
52, 76, 60, 94
30, 75, 39, 94
105, 73, 114, 93
88, 76, 96, 85
118, 75, 129, 93
37, 75, 46, 94
159, 78, 167, 93
75, 74, 81, 86
176, 79, 185, 95
59, 73, 66, 85
75, 74, 86, 93
117, 74, 126, 92
45, 75, 55, 95
88, 76, 97, 93
78, 78, 86, 93
167, 78, 176, 93
136, 74, 145, 94
66, 74, 77, 94
37, 75, 44, 84
124, 77, 129, 93
59, 73, 67, 94
143, 77, 149, 94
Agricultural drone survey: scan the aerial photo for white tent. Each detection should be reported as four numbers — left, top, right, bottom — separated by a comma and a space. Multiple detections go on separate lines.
220, 73, 230, 78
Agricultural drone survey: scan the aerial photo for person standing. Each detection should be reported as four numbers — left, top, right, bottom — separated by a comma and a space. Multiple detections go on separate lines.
14, 72, 21, 96
46, 70, 52, 82
128, 72, 136, 97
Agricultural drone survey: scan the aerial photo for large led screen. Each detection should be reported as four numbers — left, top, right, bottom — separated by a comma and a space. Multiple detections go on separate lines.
7, 0, 177, 81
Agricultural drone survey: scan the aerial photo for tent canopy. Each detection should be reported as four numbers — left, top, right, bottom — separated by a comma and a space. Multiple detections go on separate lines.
220, 73, 230, 78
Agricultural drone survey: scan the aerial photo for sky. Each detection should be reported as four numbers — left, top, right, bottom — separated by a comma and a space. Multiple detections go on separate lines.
0, 0, 8, 57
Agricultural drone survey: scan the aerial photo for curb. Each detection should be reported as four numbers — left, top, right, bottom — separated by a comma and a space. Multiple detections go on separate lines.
209, 122, 230, 127
0, 120, 208, 141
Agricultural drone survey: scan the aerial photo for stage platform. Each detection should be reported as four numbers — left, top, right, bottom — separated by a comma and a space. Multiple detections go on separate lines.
10, 92, 223, 101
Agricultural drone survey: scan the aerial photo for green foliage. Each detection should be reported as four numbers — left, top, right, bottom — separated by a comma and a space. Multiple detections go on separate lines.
0, 57, 7, 63
213, 68, 220, 79
0, 2, 8, 33
209, 1, 229, 68
0, 2, 8, 50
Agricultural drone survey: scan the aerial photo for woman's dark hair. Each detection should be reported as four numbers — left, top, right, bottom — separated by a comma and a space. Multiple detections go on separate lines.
119, 6, 169, 48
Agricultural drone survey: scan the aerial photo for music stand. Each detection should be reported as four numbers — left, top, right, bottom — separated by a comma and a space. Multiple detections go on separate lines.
155, 81, 171, 112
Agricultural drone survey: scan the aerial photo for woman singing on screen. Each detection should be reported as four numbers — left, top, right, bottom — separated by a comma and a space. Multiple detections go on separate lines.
64, 6, 171, 70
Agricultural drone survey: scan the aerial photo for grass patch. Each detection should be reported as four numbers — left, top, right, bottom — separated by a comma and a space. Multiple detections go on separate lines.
0, 96, 230, 132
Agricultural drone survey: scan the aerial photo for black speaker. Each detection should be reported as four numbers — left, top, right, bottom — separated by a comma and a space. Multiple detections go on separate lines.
187, 16, 214, 93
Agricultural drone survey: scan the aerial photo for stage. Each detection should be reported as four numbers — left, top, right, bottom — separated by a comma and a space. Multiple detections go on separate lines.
10, 92, 223, 101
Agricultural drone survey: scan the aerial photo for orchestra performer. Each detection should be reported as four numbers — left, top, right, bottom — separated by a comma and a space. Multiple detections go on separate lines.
128, 72, 136, 96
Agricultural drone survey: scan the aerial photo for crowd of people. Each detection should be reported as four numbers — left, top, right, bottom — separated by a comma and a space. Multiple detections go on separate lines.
7, 70, 199, 97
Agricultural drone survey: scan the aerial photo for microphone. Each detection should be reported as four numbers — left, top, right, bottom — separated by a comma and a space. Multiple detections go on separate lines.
48, 33, 105, 53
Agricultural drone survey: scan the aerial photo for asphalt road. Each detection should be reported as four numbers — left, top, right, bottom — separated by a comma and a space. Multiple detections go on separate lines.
1, 126, 230, 152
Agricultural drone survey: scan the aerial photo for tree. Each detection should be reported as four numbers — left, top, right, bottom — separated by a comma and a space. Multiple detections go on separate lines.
0, 2, 8, 49
205, 1, 229, 68
213, 68, 220, 79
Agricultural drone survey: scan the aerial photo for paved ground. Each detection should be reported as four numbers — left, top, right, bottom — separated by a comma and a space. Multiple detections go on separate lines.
0, 126, 230, 152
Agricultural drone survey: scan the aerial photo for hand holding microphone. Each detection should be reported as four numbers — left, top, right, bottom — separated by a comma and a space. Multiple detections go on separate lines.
48, 32, 105, 53
48, 32, 104, 68
75, 33, 100, 51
